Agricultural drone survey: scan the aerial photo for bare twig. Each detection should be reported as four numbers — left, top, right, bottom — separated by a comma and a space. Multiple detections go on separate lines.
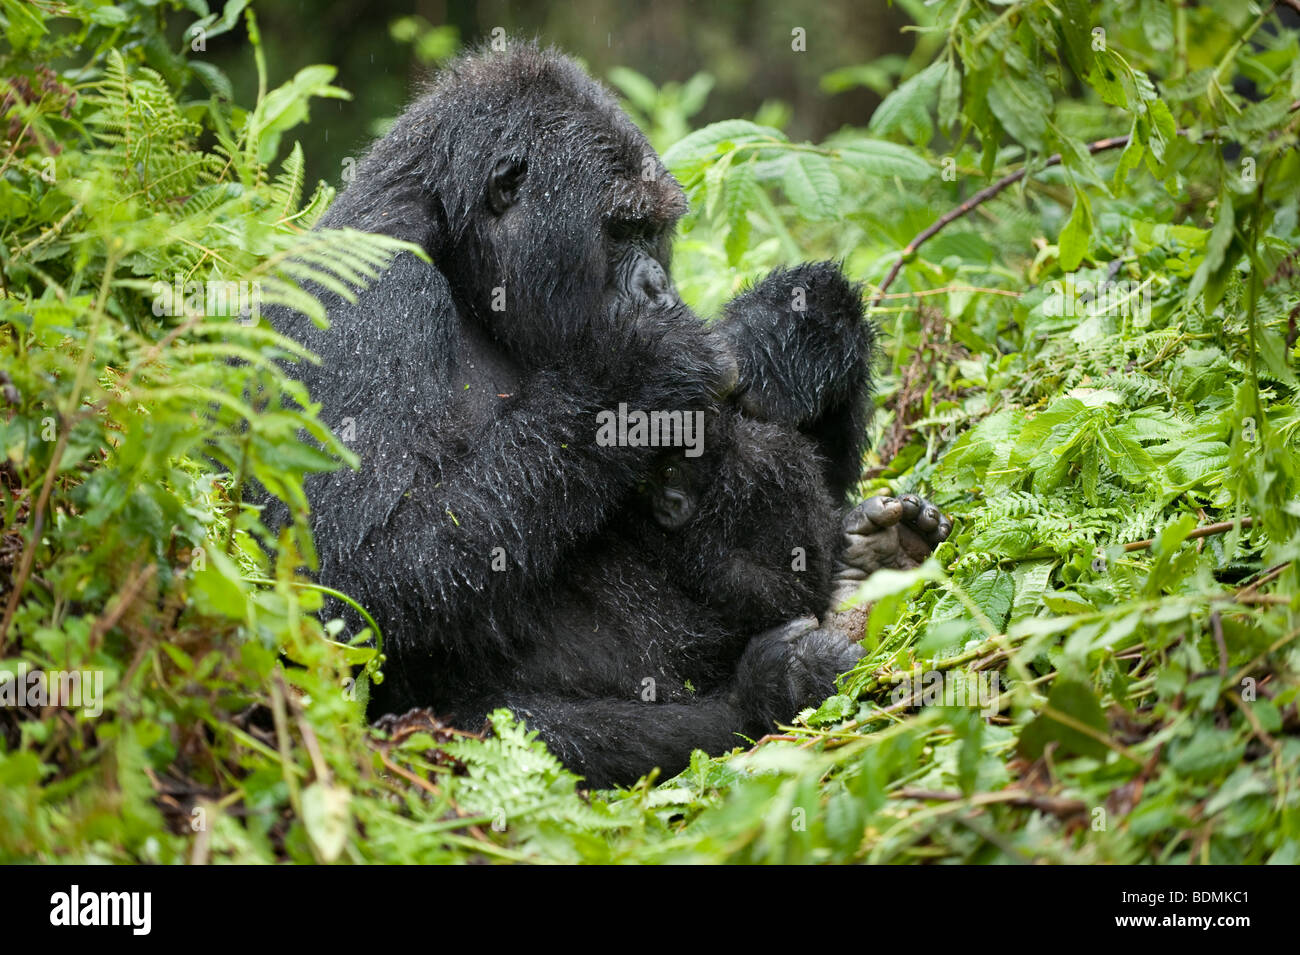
871, 134, 1132, 306
1122, 516, 1255, 552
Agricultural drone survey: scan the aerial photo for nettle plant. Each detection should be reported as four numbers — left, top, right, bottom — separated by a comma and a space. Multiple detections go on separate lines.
0, 0, 1297, 864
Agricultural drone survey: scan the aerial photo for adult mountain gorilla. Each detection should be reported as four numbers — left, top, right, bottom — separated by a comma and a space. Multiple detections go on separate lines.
270, 43, 947, 786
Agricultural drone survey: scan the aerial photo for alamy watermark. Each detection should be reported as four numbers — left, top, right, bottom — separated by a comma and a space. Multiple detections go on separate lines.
595, 403, 705, 457
0, 663, 103, 717
49, 885, 150, 935
151, 276, 263, 324
1043, 274, 1152, 324
889, 669, 1002, 718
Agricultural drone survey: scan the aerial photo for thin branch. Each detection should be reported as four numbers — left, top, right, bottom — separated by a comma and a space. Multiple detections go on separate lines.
871, 134, 1132, 306
1122, 516, 1255, 552
874, 284, 1023, 300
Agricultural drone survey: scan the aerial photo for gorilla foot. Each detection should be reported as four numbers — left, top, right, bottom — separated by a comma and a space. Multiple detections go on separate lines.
736, 618, 863, 724
838, 493, 951, 576
825, 494, 952, 633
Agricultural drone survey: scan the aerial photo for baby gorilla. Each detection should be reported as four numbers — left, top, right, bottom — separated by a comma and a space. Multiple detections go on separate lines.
476, 405, 863, 785
639, 413, 954, 638
635, 405, 843, 635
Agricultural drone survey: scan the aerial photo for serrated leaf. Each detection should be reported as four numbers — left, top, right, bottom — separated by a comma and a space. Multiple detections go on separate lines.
987, 73, 1052, 151
834, 137, 932, 181
1018, 679, 1109, 760
868, 59, 945, 145
1188, 193, 1235, 302
938, 58, 962, 131
662, 120, 786, 169
1058, 188, 1093, 271
722, 160, 757, 264
782, 152, 842, 220
1098, 428, 1156, 485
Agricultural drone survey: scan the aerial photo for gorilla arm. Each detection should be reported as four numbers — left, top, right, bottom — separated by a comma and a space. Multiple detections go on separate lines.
291, 261, 733, 672
715, 262, 875, 501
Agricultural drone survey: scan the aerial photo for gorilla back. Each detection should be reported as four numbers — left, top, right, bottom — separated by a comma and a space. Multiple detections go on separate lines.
267, 43, 879, 787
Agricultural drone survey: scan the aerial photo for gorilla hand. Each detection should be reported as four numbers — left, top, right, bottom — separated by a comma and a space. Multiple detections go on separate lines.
604, 303, 739, 411
716, 262, 870, 427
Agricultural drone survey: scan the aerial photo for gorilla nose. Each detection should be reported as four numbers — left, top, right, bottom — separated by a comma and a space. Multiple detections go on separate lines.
632, 258, 679, 308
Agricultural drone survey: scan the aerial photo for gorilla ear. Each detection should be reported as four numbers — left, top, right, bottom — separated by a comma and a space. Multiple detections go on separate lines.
486, 155, 528, 215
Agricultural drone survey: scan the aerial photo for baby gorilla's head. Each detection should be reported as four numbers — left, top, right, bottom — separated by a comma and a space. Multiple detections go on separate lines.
642, 457, 701, 530
635, 406, 736, 533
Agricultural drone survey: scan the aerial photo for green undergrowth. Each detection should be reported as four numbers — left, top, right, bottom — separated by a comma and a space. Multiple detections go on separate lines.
1, 0, 1297, 863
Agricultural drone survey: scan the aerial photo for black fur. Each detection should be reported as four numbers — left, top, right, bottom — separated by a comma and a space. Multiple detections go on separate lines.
266, 43, 883, 787
451, 409, 863, 786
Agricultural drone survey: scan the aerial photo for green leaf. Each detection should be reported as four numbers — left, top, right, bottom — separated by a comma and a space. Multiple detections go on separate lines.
1058, 188, 1094, 271
1170, 728, 1246, 782
1139, 0, 1174, 51
1057, 0, 1093, 77
781, 152, 842, 220
833, 138, 932, 180
662, 120, 786, 169
987, 73, 1052, 151
1018, 679, 1109, 760
301, 782, 352, 863
868, 59, 945, 145
607, 66, 659, 115
722, 160, 757, 264
1098, 427, 1156, 485
938, 58, 962, 131
1187, 193, 1235, 303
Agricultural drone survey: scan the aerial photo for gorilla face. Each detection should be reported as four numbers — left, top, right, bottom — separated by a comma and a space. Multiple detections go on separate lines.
643, 459, 698, 530
326, 46, 693, 362
471, 90, 688, 353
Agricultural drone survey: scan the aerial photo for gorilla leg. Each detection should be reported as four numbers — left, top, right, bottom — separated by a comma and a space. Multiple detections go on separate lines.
500, 617, 862, 787
501, 693, 754, 788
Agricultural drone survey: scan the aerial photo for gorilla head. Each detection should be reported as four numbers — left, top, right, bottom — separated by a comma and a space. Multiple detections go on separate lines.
325, 45, 687, 361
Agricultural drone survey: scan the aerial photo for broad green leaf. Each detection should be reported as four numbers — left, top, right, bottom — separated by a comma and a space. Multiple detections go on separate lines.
662, 120, 786, 168
987, 73, 1052, 151
781, 152, 842, 220
1058, 188, 1094, 271
868, 59, 945, 145
833, 138, 932, 180
1018, 679, 1109, 760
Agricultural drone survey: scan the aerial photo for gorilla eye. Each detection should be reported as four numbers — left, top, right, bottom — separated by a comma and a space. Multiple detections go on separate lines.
608, 217, 654, 242
487, 155, 528, 215
659, 464, 679, 484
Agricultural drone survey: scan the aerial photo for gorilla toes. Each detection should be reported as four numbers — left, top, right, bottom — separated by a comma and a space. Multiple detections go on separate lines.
898, 492, 952, 545
837, 493, 952, 579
